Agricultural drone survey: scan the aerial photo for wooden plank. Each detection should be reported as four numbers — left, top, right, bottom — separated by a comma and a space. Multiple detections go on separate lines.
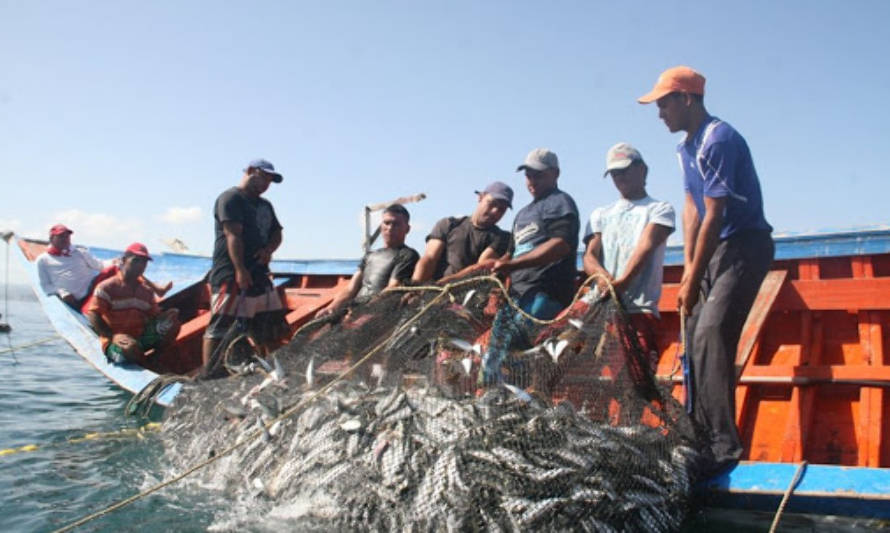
781, 311, 813, 462
736, 270, 788, 377
660, 277, 890, 312
742, 364, 890, 381
852, 255, 875, 278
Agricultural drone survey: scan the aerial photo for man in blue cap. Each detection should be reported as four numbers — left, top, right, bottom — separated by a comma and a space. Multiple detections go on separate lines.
203, 159, 288, 373
411, 181, 513, 283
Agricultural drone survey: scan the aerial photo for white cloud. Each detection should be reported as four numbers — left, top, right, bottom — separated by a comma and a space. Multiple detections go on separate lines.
159, 206, 202, 224
0, 218, 22, 233
49, 209, 144, 248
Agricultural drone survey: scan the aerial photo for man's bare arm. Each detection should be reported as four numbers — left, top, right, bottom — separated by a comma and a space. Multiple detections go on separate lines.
411, 239, 445, 283
318, 269, 364, 316
679, 196, 725, 314
681, 193, 701, 277
222, 221, 250, 289
87, 311, 113, 339
613, 223, 673, 291
493, 237, 571, 275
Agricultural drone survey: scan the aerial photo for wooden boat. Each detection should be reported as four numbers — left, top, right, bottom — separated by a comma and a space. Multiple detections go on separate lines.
15, 226, 890, 518
13, 238, 350, 406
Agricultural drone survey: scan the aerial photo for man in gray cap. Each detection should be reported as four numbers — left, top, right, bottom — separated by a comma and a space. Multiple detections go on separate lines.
412, 181, 513, 283
493, 148, 580, 315
203, 159, 288, 374
582, 142, 675, 363
482, 148, 580, 385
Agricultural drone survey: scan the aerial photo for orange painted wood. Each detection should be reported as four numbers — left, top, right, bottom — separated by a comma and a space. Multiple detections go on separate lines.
852, 255, 875, 278
780, 311, 811, 462
175, 311, 210, 342
735, 270, 787, 377
660, 277, 890, 312
741, 364, 890, 381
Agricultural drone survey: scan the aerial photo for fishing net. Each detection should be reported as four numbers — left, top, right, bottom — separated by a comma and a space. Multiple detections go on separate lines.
161, 271, 704, 531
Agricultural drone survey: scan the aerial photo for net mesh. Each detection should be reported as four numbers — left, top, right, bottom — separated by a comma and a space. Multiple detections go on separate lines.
162, 272, 705, 531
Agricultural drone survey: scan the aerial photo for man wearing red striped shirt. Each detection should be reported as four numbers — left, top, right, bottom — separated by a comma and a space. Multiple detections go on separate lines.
87, 243, 180, 364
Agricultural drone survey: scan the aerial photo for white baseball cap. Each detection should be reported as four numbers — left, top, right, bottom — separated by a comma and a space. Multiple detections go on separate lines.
603, 142, 644, 177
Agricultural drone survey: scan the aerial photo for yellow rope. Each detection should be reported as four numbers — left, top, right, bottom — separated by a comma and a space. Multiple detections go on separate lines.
0, 423, 161, 457
53, 272, 616, 532
0, 335, 61, 355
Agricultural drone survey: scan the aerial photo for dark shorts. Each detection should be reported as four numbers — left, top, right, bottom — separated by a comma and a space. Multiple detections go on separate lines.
205, 279, 289, 344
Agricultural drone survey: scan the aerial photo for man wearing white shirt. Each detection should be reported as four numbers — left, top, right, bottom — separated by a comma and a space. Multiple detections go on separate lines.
36, 224, 112, 310
582, 143, 675, 362
36, 224, 171, 311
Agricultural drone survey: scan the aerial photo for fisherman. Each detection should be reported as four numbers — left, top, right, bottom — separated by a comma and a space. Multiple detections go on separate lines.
582, 142, 675, 364
639, 66, 773, 476
36, 223, 171, 312
319, 204, 419, 316
203, 159, 289, 371
411, 181, 512, 283
86, 243, 181, 364
482, 148, 580, 385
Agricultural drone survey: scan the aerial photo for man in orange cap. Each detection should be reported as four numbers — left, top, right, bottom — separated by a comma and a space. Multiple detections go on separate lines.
640, 66, 774, 477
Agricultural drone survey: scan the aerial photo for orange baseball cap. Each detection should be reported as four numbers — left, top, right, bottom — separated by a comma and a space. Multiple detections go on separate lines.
638, 66, 705, 104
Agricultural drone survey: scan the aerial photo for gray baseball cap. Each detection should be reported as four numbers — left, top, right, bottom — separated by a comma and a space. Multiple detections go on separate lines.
475, 181, 514, 209
517, 148, 559, 172
603, 142, 644, 177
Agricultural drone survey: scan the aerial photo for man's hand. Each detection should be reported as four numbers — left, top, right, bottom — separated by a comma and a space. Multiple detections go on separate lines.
491, 259, 515, 276
60, 293, 78, 307
235, 267, 252, 290
598, 273, 618, 294
677, 276, 700, 316
254, 246, 273, 265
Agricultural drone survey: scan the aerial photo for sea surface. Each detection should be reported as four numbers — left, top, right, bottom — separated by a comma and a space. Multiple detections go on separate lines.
0, 290, 219, 532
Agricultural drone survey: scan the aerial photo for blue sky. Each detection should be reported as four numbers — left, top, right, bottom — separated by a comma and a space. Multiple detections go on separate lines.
2, 1, 889, 285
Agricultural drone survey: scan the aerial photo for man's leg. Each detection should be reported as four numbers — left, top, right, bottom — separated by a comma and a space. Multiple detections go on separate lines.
690, 232, 774, 472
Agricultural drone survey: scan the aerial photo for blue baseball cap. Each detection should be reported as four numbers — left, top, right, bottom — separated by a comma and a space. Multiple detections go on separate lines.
475, 181, 514, 209
245, 159, 283, 183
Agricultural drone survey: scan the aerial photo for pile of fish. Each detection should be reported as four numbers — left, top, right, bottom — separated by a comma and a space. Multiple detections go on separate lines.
163, 371, 699, 532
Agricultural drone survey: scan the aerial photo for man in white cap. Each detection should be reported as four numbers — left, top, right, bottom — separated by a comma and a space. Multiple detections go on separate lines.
412, 181, 513, 283
482, 148, 579, 385
203, 159, 288, 373
583, 142, 675, 362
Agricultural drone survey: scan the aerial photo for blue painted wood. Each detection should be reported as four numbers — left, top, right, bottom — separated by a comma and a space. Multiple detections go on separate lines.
662, 225, 890, 266
703, 462, 890, 518
15, 242, 197, 407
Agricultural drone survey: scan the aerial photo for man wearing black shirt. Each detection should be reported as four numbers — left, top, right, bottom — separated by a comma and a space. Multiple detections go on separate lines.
319, 204, 419, 316
203, 159, 288, 371
494, 148, 580, 316
412, 181, 513, 283
483, 148, 580, 385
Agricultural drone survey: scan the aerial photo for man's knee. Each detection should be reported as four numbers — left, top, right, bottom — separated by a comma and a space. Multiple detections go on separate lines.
112, 333, 144, 362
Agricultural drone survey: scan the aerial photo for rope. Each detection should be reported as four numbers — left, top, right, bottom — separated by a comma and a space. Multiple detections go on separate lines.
53, 271, 618, 532
124, 374, 193, 417
3, 234, 9, 326
0, 335, 61, 356
768, 460, 807, 533
0, 422, 161, 457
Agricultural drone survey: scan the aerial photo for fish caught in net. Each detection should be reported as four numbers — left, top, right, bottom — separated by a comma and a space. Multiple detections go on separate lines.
161, 272, 705, 531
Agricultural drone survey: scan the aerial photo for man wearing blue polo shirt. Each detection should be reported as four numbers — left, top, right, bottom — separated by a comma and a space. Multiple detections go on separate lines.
639, 66, 774, 476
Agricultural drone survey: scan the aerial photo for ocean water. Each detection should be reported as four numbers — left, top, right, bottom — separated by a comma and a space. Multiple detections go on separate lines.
0, 291, 218, 532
